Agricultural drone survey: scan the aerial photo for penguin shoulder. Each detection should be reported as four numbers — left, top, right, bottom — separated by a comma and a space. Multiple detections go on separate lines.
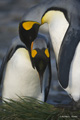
8, 48, 31, 69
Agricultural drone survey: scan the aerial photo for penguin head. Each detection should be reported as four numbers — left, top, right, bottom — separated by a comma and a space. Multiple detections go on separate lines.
31, 37, 50, 92
19, 21, 40, 51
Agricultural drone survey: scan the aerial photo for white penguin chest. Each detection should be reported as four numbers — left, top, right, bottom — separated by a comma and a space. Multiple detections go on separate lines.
66, 42, 80, 101
49, 11, 69, 62
2, 48, 41, 101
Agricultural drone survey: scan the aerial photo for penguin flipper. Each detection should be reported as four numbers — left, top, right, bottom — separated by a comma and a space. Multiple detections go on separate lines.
0, 39, 25, 85
58, 26, 80, 89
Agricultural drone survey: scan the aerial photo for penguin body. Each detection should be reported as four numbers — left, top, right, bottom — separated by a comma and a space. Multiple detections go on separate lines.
0, 32, 50, 102
65, 42, 80, 101
2, 46, 42, 101
40, 7, 80, 102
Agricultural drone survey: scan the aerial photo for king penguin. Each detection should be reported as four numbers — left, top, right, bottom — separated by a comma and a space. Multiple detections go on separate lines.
29, 1, 80, 103
0, 21, 51, 102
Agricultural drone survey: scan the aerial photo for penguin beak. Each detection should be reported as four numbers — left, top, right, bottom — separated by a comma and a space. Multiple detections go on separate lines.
39, 73, 43, 93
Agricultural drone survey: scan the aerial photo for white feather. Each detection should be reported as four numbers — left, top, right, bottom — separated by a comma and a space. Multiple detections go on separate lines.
48, 11, 69, 62
2, 48, 43, 101
66, 42, 80, 101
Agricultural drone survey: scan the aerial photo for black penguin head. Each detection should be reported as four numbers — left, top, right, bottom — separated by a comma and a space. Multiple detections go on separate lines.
19, 21, 40, 51
31, 37, 50, 92
31, 48, 49, 74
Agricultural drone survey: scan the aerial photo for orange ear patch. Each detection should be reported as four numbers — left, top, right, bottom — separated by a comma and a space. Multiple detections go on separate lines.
45, 49, 49, 58
31, 50, 37, 58
22, 21, 40, 30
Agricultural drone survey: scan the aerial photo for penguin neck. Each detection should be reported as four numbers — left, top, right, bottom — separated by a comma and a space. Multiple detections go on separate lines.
48, 11, 69, 63
27, 47, 34, 68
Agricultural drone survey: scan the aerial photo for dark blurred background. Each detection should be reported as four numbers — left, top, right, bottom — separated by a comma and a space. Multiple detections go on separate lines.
0, 0, 72, 105
0, 0, 42, 66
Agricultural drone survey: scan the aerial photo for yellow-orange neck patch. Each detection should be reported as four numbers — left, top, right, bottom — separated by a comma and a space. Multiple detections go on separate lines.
22, 21, 40, 30
31, 49, 37, 58
31, 42, 33, 52
45, 49, 49, 58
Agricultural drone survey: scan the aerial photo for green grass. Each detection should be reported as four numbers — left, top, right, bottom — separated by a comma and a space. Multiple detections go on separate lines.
0, 97, 80, 120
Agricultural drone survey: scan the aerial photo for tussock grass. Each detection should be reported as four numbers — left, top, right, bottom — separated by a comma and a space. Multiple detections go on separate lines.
0, 97, 80, 120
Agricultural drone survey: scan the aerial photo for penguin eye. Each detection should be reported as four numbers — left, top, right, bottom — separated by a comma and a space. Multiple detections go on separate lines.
22, 21, 40, 30
45, 49, 50, 58
31, 49, 37, 58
